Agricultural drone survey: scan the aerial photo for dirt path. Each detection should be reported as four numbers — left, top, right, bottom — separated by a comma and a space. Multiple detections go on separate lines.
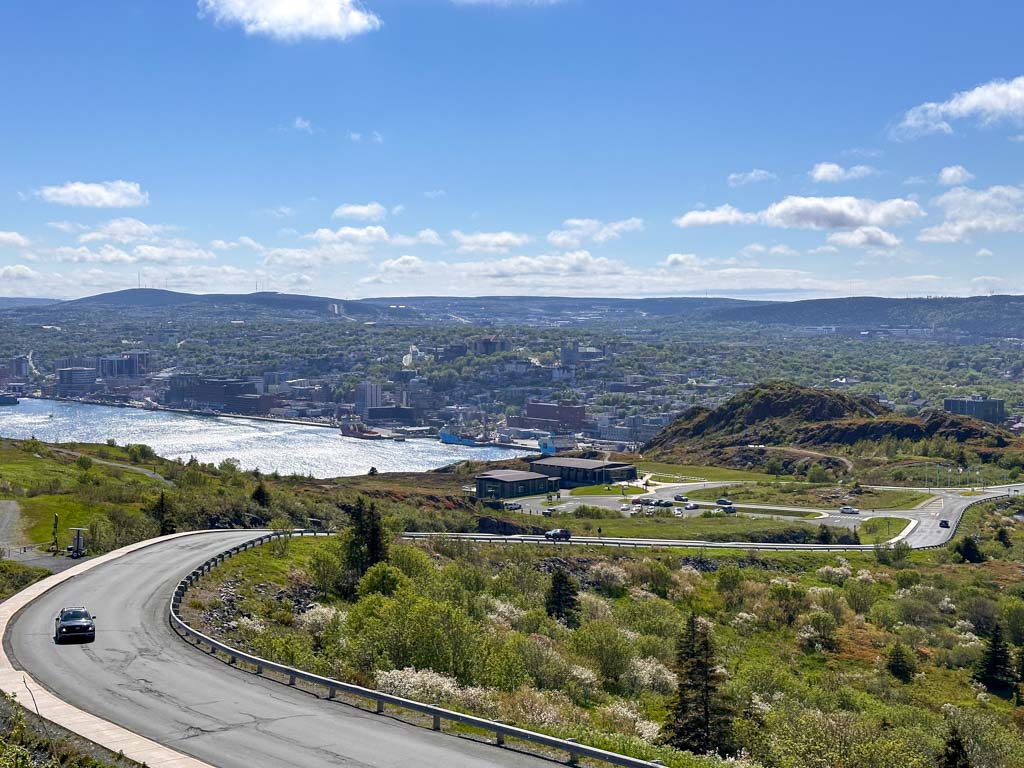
50, 448, 175, 487
0, 500, 23, 546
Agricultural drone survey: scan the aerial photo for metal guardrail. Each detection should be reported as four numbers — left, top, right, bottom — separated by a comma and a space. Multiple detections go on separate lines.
169, 530, 662, 768
915, 493, 1009, 551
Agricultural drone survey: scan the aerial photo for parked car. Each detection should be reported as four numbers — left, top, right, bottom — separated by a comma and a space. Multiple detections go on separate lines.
503, 501, 522, 511
544, 528, 571, 541
673, 508, 684, 517
939, 519, 950, 528
655, 499, 673, 508
718, 506, 736, 514
673, 494, 689, 502
54, 607, 96, 645
684, 502, 700, 510
839, 506, 859, 514
620, 503, 634, 512
716, 498, 733, 506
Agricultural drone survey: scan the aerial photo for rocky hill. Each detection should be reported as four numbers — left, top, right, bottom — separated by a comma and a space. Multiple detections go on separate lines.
645, 381, 1012, 469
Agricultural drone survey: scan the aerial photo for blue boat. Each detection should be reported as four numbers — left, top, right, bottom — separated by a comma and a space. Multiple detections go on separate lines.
0, 393, 19, 406
439, 427, 486, 447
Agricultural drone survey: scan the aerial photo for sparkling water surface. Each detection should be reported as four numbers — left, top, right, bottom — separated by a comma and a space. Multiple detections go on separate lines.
0, 398, 527, 478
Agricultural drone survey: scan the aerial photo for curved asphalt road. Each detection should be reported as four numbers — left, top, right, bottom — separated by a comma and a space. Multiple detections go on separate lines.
5, 531, 552, 768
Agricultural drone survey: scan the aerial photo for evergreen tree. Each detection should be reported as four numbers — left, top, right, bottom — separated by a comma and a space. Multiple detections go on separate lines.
939, 726, 971, 768
955, 536, 985, 563
150, 491, 176, 536
886, 641, 917, 682
661, 614, 733, 755
545, 568, 580, 628
816, 524, 835, 545
976, 621, 1014, 691
251, 480, 271, 509
340, 497, 389, 593
997, 527, 1012, 548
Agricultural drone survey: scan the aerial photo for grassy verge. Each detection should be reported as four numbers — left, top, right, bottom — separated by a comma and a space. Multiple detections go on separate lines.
687, 483, 932, 511
635, 461, 783, 482
859, 516, 912, 544
569, 484, 645, 497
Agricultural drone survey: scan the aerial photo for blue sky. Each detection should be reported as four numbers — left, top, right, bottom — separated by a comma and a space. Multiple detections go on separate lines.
1, 0, 1023, 300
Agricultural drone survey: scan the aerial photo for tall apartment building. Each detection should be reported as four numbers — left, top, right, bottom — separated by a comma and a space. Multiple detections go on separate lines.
355, 381, 383, 417
943, 395, 1005, 424
8, 355, 29, 379
57, 367, 99, 397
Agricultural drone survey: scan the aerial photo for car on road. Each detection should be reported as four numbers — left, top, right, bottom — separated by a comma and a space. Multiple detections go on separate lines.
673, 508, 684, 517
654, 499, 673, 508
673, 494, 689, 502
839, 506, 860, 514
716, 498, 733, 506
544, 528, 571, 541
684, 502, 700, 510
718, 506, 736, 514
620, 503, 634, 512
53, 607, 95, 644
502, 501, 522, 511
939, 519, 950, 528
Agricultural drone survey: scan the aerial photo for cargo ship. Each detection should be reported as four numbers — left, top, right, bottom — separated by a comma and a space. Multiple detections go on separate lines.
439, 427, 489, 447
341, 421, 384, 440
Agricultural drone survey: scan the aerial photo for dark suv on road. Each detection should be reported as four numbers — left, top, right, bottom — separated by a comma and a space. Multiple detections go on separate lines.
544, 528, 571, 541
54, 607, 96, 644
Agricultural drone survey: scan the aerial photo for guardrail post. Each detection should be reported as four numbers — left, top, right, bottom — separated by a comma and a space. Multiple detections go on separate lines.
288, 673, 296, 686
328, 686, 336, 699
566, 738, 579, 765
495, 729, 504, 746
376, 700, 384, 714
256, 662, 263, 674
432, 714, 441, 731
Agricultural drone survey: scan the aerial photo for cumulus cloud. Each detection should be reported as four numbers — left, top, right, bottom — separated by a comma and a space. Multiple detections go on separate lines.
727, 169, 776, 187
759, 196, 924, 230
79, 218, 172, 244
36, 180, 149, 208
0, 264, 40, 281
895, 75, 1024, 138
546, 217, 643, 248
424, 189, 446, 199
197, 0, 381, 42
306, 225, 390, 245
809, 162, 878, 183
938, 165, 975, 186
664, 253, 702, 268
451, 230, 531, 254
0, 231, 30, 248
291, 116, 314, 133
674, 204, 757, 228
332, 202, 387, 221
918, 184, 1024, 243
391, 229, 444, 246
827, 226, 901, 249
976, 248, 994, 258
678, 195, 923, 232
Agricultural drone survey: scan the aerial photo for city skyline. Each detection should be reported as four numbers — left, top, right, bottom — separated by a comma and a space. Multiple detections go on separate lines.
1, 1, 1023, 300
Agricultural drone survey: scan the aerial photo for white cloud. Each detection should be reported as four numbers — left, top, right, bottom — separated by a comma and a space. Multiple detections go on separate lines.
391, 229, 444, 246
371, 131, 384, 144
727, 169, 776, 187
976, 248, 994, 258
918, 184, 1024, 243
0, 231, 30, 248
759, 195, 924, 230
546, 217, 643, 248
348, 131, 362, 142
674, 204, 757, 228
0, 264, 40, 281
391, 204, 405, 216
332, 202, 387, 221
198, 0, 381, 42
263, 205, 295, 219
79, 218, 172, 244
895, 75, 1024, 138
664, 253, 702, 268
809, 162, 878, 183
451, 230, 531, 254
1012, 134, 1024, 143
938, 165, 975, 186
51, 245, 137, 264
292, 116, 314, 133
424, 189, 446, 199
306, 225, 390, 245
827, 226, 901, 249
36, 180, 149, 208
132, 245, 216, 263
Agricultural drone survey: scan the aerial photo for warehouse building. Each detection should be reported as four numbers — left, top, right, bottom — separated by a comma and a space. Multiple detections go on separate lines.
475, 469, 559, 500
528, 457, 638, 487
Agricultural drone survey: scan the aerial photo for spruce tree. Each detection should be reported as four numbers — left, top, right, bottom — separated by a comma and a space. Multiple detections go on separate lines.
886, 641, 917, 682
341, 497, 389, 587
545, 568, 580, 628
939, 726, 971, 768
251, 480, 271, 509
976, 621, 1014, 691
661, 614, 732, 755
151, 491, 176, 536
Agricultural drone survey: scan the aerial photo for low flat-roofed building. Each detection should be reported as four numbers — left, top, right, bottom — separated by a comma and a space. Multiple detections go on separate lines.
529, 457, 638, 487
475, 469, 559, 500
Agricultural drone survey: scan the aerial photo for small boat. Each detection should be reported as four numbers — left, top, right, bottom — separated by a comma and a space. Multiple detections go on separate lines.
439, 427, 489, 447
341, 422, 384, 440
0, 393, 18, 406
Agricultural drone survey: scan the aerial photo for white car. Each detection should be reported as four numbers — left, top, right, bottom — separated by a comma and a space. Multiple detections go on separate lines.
839, 506, 859, 514
620, 504, 634, 512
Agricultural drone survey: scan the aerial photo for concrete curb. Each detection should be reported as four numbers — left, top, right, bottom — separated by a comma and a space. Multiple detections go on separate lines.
0, 531, 227, 768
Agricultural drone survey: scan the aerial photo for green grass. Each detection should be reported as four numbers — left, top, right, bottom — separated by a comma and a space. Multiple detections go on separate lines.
504, 510, 821, 542
18, 495, 106, 545
687, 483, 933, 511
569, 484, 645, 497
859, 516, 912, 544
635, 461, 784, 482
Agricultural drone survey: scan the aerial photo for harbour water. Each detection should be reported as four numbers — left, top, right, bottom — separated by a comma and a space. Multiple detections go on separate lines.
0, 398, 528, 478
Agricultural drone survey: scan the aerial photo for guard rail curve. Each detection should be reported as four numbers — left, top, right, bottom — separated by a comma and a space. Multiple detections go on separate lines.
169, 530, 663, 768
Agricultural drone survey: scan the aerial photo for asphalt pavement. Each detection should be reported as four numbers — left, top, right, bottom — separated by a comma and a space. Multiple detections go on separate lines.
5, 531, 553, 768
